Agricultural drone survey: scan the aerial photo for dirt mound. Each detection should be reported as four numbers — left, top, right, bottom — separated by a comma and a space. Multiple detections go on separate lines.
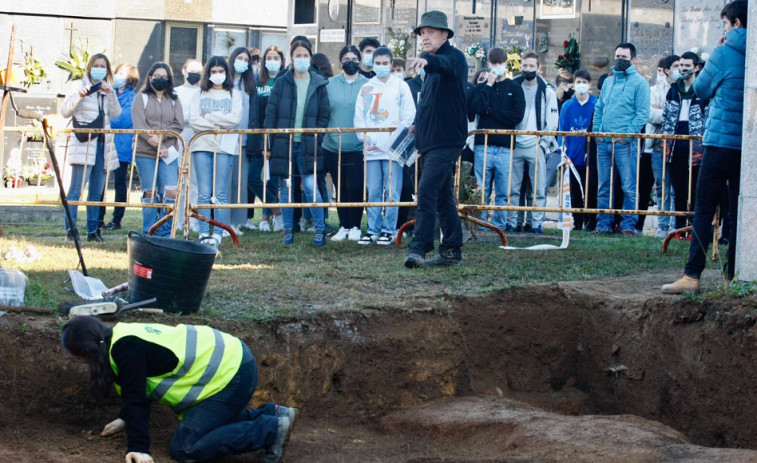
1, 276, 757, 461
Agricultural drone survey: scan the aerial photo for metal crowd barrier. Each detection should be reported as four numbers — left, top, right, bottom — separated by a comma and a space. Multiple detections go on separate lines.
2, 125, 711, 249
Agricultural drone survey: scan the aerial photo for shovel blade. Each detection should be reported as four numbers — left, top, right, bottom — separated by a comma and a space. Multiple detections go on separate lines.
68, 301, 118, 318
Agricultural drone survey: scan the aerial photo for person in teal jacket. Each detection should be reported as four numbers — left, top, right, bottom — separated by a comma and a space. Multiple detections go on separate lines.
662, 0, 747, 294
62, 316, 295, 463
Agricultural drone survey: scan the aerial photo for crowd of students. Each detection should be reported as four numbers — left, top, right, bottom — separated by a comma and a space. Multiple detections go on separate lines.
60, 0, 746, 276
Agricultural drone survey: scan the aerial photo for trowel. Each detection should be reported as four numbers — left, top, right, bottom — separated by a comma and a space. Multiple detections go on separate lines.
63, 297, 162, 318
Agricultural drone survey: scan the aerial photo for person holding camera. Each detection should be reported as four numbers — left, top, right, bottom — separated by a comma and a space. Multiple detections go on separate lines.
60, 53, 122, 242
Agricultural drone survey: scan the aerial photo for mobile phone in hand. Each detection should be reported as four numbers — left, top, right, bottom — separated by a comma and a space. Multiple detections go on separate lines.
86, 82, 102, 96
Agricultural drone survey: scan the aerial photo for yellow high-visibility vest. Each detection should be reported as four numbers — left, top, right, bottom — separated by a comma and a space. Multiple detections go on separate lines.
109, 323, 243, 416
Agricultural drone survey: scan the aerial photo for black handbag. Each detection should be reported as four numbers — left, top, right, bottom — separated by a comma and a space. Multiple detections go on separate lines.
72, 95, 105, 143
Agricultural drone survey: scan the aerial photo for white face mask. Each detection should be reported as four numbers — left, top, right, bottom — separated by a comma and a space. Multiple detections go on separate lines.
656, 75, 667, 85
491, 64, 507, 77
209, 73, 226, 86
265, 61, 281, 74
575, 83, 590, 95
392, 72, 405, 80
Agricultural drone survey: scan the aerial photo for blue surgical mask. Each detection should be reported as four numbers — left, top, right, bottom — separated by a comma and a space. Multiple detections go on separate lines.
265, 61, 281, 74
90, 68, 107, 82
234, 59, 249, 74
491, 65, 507, 77
656, 75, 667, 85
294, 58, 311, 73
113, 73, 127, 89
672, 70, 681, 81
362, 54, 373, 68
575, 83, 590, 95
374, 65, 391, 78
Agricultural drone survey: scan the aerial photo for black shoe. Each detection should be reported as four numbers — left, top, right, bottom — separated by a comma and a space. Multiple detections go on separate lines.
87, 231, 104, 242
103, 221, 122, 231
66, 230, 75, 242
404, 253, 425, 269
523, 224, 533, 233
426, 249, 462, 266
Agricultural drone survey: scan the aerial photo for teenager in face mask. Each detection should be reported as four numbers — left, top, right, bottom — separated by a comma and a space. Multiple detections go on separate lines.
391, 58, 407, 80
358, 37, 380, 78
189, 56, 244, 249
262, 40, 331, 247
131, 62, 184, 237
174, 58, 203, 232
60, 53, 121, 243
101, 63, 139, 231
244, 46, 286, 233
322, 45, 369, 242
227, 47, 257, 235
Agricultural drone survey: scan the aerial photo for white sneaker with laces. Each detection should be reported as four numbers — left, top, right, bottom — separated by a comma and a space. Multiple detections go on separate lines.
331, 227, 349, 241
222, 225, 244, 238
348, 227, 362, 241
259, 220, 271, 232
272, 215, 284, 232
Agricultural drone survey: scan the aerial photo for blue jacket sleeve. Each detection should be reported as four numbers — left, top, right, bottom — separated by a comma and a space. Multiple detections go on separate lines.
110, 92, 134, 130
628, 80, 650, 134
693, 47, 725, 101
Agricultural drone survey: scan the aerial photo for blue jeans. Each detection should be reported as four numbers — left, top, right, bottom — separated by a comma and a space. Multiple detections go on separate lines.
65, 141, 107, 234
247, 156, 279, 217
134, 156, 179, 237
193, 151, 235, 236
507, 146, 546, 228
169, 343, 281, 462
408, 147, 463, 258
651, 148, 673, 232
279, 143, 324, 231
596, 140, 638, 232
474, 145, 510, 228
365, 159, 403, 236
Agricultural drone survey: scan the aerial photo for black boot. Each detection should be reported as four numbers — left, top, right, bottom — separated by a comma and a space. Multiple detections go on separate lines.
87, 229, 104, 242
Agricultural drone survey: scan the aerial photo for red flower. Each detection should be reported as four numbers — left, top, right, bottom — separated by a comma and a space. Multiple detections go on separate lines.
563, 40, 569, 47
45, 162, 50, 169
558, 55, 565, 60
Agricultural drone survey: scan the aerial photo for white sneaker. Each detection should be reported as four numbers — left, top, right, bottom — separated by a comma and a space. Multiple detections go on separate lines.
331, 227, 349, 241
272, 215, 284, 232
348, 227, 362, 241
242, 218, 257, 230
259, 220, 271, 232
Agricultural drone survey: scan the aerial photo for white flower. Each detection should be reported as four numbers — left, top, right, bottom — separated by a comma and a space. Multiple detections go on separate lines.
701, 52, 710, 61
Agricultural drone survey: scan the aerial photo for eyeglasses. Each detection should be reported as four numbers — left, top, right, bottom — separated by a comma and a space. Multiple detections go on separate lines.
341, 59, 359, 64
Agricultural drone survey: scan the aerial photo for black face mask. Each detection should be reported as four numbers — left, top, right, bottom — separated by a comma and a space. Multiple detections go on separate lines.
151, 77, 169, 91
679, 69, 695, 80
186, 72, 201, 85
342, 61, 360, 76
522, 70, 537, 81
615, 58, 632, 72
564, 88, 575, 99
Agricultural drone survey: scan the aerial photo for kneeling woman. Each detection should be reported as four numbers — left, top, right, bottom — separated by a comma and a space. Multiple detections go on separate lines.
61, 316, 295, 463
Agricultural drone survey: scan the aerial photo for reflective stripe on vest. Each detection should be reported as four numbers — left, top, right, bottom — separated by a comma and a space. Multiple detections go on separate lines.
109, 323, 243, 415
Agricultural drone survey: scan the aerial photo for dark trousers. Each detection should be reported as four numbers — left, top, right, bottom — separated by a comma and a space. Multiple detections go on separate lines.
99, 160, 130, 226
584, 150, 598, 230
635, 153, 655, 231
169, 343, 280, 462
397, 164, 416, 232
684, 146, 741, 280
669, 150, 700, 230
246, 156, 280, 219
408, 147, 463, 258
568, 167, 586, 230
324, 149, 364, 229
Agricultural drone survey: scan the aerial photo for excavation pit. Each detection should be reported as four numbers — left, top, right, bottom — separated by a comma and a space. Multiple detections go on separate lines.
2, 275, 757, 462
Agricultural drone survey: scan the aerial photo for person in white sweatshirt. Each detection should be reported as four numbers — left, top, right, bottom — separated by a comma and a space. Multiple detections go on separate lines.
60, 53, 122, 242
354, 47, 416, 245
189, 56, 243, 248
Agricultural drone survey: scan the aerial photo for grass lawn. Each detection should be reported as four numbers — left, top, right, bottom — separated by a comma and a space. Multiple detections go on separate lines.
0, 206, 699, 323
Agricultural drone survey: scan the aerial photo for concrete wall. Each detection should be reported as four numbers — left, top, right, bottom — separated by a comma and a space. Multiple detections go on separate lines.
736, 1, 756, 281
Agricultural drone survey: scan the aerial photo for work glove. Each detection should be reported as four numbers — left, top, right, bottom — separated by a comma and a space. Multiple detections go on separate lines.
125, 452, 154, 463
101, 417, 126, 436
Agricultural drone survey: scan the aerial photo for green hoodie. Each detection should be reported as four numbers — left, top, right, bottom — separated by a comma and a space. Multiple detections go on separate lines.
323, 73, 369, 153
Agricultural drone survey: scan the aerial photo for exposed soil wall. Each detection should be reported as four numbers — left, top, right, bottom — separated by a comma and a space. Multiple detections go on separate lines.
2, 277, 757, 461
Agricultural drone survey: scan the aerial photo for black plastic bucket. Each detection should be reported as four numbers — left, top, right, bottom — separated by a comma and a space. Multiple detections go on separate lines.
127, 231, 217, 313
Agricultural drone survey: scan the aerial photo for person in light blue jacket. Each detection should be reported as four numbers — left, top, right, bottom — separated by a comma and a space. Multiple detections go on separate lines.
101, 63, 139, 231
662, 0, 746, 294
592, 42, 650, 235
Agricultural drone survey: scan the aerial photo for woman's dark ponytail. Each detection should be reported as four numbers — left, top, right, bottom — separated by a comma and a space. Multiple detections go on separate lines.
61, 316, 115, 398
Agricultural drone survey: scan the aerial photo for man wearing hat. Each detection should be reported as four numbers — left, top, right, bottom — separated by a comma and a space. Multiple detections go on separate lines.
404, 10, 469, 268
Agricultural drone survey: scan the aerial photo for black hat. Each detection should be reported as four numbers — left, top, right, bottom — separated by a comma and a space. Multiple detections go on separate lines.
413, 10, 454, 38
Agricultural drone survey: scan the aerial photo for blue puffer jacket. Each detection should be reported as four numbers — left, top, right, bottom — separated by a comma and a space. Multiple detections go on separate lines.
693, 28, 746, 150
110, 86, 136, 163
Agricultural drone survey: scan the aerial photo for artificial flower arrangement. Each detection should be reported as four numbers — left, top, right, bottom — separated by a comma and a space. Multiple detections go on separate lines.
465, 44, 487, 63
555, 34, 580, 72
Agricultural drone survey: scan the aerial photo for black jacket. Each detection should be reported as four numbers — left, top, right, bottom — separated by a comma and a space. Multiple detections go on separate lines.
244, 86, 261, 158
414, 41, 469, 153
469, 79, 526, 147
264, 68, 330, 177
